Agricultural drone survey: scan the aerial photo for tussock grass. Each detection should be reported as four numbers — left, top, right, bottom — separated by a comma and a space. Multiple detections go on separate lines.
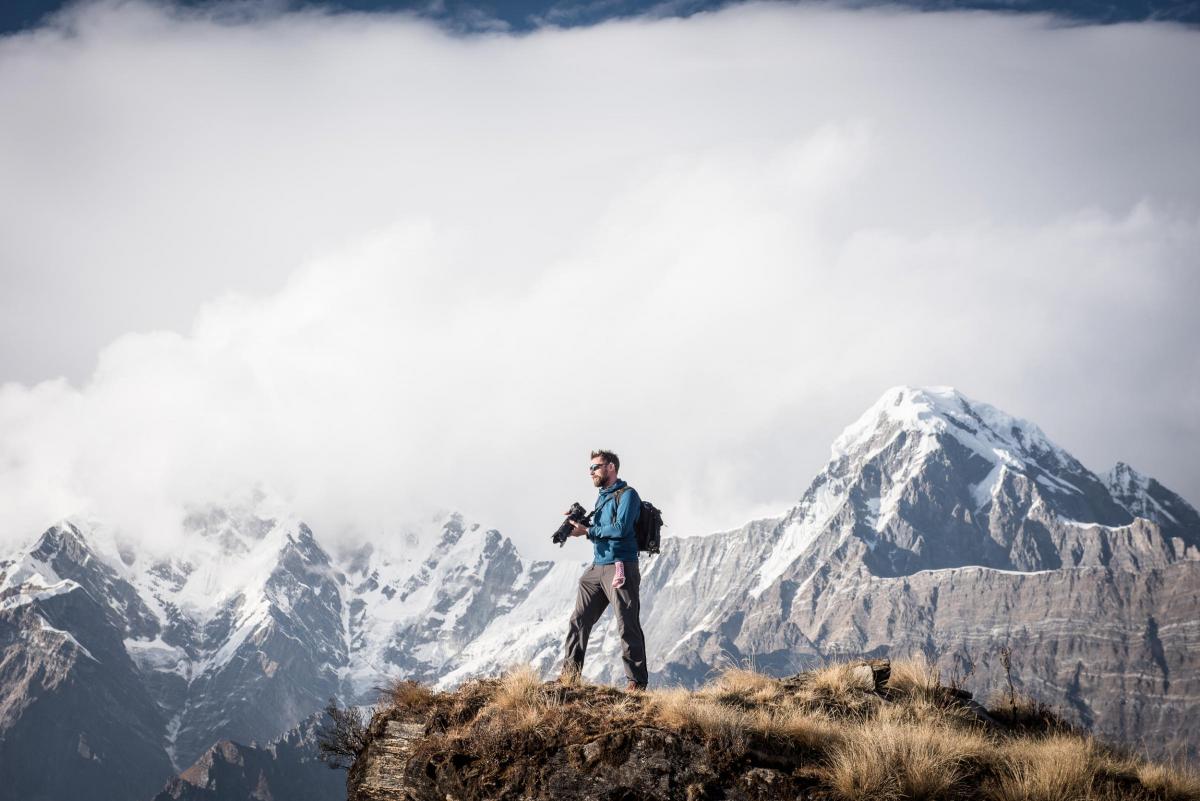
386, 679, 434, 713
649, 687, 750, 753
785, 662, 881, 721
1133, 761, 1200, 800
876, 693, 956, 728
489, 665, 548, 713
709, 667, 781, 704
807, 662, 868, 695
889, 654, 942, 694
749, 707, 843, 751
826, 720, 988, 801
985, 734, 1104, 801
646, 680, 843, 750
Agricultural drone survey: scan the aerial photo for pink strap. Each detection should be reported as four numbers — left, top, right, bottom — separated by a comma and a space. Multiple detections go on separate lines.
612, 561, 626, 589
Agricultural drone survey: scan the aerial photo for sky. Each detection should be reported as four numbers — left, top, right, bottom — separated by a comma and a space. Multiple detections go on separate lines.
1, 0, 1198, 562
2, 0, 1198, 34
2, 0, 1200, 34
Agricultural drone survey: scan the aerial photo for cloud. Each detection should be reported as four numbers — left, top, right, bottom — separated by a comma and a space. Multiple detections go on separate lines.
0, 1, 1197, 560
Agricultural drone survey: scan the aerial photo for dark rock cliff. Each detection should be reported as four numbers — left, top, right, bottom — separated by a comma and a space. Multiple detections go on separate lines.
152, 714, 344, 801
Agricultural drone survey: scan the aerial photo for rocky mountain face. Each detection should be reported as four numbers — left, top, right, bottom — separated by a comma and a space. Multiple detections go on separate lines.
152, 714, 344, 801
1, 385, 1197, 800
0, 526, 175, 801
0, 506, 540, 800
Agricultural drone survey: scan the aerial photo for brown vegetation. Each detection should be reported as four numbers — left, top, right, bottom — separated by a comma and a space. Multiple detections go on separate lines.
345, 659, 1200, 801
317, 697, 370, 770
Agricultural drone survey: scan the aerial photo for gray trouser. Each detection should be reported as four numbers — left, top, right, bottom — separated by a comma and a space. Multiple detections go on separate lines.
563, 562, 648, 686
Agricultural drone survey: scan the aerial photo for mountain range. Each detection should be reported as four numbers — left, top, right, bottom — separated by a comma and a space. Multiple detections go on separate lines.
2, 385, 1197, 800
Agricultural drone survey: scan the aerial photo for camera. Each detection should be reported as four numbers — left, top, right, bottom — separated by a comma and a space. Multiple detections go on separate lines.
552, 502, 594, 547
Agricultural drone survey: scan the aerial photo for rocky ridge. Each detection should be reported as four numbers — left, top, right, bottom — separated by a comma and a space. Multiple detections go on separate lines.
347, 660, 1199, 801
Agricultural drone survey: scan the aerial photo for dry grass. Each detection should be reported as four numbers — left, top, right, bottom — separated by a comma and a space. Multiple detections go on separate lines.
985, 734, 1104, 801
650, 687, 751, 753
385, 679, 435, 713
749, 707, 843, 752
489, 665, 548, 712
709, 667, 782, 705
648, 674, 846, 763
826, 720, 989, 800
556, 661, 583, 687
889, 654, 943, 694
876, 693, 952, 727
788, 662, 882, 721
1133, 761, 1200, 800
808, 662, 871, 695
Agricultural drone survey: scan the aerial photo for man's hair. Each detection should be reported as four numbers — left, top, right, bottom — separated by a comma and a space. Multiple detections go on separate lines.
590, 449, 620, 472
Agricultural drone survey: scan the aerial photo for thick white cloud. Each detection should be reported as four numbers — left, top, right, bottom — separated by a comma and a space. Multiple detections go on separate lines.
0, 1, 1197, 559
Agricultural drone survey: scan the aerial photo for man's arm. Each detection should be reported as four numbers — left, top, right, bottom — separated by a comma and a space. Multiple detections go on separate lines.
588, 488, 640, 541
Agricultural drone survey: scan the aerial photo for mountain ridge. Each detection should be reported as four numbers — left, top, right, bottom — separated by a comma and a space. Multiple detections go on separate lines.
2, 385, 1198, 799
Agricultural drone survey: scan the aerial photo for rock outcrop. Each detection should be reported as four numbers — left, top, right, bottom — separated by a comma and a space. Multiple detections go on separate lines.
346, 663, 1197, 801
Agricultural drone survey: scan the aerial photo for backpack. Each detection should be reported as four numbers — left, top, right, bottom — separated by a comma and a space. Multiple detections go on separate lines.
611, 487, 664, 555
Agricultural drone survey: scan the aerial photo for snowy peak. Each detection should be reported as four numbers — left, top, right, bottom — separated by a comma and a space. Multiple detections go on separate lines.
1107, 462, 1200, 547
833, 386, 1065, 470
0, 530, 81, 613
143, 510, 316, 627
339, 511, 549, 693
829, 386, 1131, 524
1, 522, 162, 639
755, 386, 1187, 582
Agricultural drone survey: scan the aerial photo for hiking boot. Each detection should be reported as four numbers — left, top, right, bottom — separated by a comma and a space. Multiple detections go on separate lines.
625, 680, 646, 692
557, 665, 582, 686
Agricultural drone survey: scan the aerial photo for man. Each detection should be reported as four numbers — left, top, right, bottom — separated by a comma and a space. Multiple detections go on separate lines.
561, 449, 648, 691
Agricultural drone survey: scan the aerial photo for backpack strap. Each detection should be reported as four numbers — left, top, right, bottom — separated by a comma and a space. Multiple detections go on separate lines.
610, 487, 629, 526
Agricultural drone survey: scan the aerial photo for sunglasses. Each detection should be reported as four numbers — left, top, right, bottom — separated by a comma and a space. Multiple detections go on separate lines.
588, 463, 609, 473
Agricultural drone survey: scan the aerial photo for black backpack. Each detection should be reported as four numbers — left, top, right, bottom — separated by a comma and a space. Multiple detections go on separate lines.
611, 487, 664, 555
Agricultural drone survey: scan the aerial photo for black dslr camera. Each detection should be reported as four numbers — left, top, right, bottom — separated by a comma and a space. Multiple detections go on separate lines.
552, 502, 594, 547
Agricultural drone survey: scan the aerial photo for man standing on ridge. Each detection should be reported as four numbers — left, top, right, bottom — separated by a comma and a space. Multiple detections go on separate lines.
561, 449, 649, 691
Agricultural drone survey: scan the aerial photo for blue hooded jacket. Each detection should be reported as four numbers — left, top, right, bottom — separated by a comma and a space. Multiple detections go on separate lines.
587, 479, 641, 565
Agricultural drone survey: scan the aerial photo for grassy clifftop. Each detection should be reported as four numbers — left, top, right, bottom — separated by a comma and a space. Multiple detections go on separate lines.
343, 659, 1198, 801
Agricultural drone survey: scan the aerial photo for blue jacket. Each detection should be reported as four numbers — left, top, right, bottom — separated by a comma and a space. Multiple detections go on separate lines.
588, 479, 640, 565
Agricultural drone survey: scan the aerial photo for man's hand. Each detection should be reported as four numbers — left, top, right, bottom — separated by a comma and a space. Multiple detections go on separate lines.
561, 509, 589, 538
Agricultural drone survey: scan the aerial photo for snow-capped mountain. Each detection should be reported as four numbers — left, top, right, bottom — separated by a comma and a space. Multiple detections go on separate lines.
1107, 460, 1200, 547
338, 513, 553, 693
2, 385, 1198, 800
0, 503, 545, 799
